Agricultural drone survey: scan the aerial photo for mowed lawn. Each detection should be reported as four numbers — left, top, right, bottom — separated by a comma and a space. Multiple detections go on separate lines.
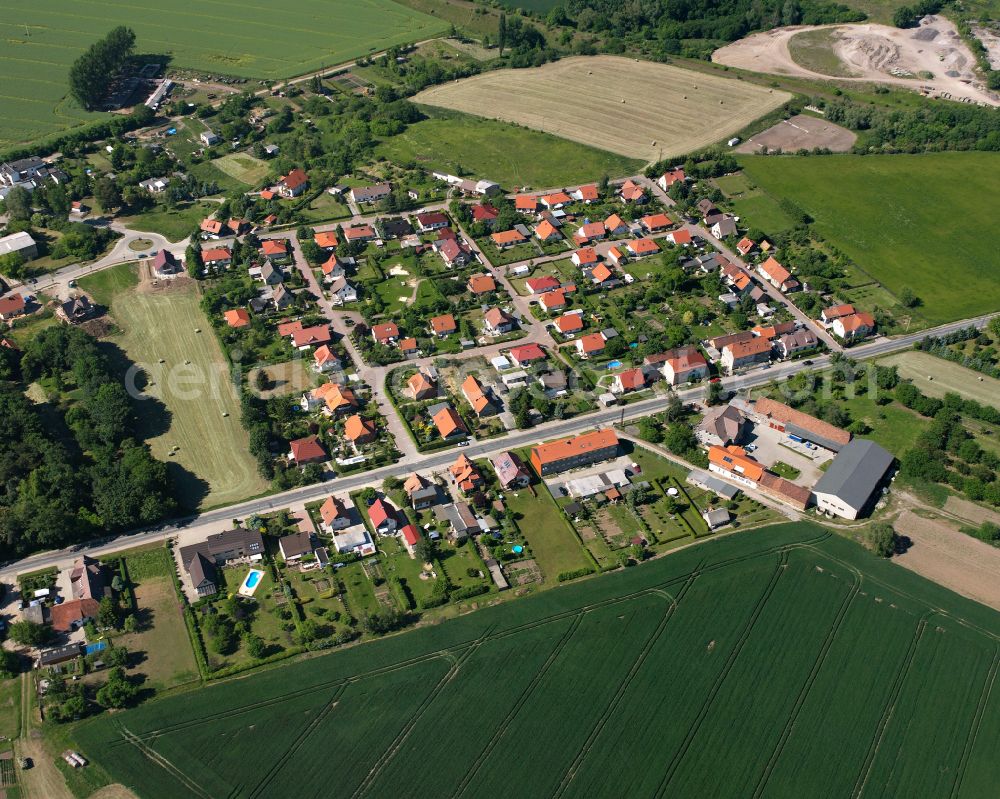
881, 351, 1000, 407
505, 483, 592, 581
72, 523, 1000, 799
113, 547, 199, 692
377, 110, 643, 188
741, 153, 1000, 324
82, 265, 268, 508
212, 153, 272, 186
413, 55, 791, 162
0, 0, 445, 150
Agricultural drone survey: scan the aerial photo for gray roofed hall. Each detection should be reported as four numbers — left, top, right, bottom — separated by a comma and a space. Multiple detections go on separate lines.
812, 439, 894, 517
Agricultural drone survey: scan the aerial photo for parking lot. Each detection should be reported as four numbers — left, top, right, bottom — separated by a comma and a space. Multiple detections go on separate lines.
744, 423, 832, 486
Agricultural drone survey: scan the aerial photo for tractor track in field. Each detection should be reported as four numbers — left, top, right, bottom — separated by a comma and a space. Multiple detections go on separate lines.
247, 682, 348, 799
350, 626, 497, 799
653, 551, 789, 799
552, 575, 695, 798
448, 612, 587, 799
752, 567, 862, 798
850, 615, 931, 798
948, 645, 1000, 799
117, 723, 214, 799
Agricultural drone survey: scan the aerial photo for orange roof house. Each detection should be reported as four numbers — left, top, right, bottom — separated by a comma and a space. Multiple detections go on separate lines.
372, 322, 399, 344
315, 231, 339, 249
467, 273, 496, 294
491, 229, 528, 248
535, 220, 561, 241
449, 454, 484, 492
626, 238, 659, 257
462, 375, 494, 416
320, 496, 349, 528
223, 309, 251, 328
640, 213, 672, 231
530, 429, 620, 476
406, 371, 436, 400
429, 314, 457, 337
577, 221, 606, 241
515, 195, 538, 212
555, 313, 584, 334
541, 191, 571, 208
292, 324, 332, 349
576, 332, 606, 357
572, 247, 598, 267
540, 289, 567, 311
344, 414, 376, 444
200, 218, 224, 236
604, 214, 627, 234
262, 239, 289, 257
754, 396, 852, 449
433, 406, 468, 440
708, 445, 765, 482
619, 180, 646, 202
591, 263, 614, 284
821, 303, 856, 323
667, 229, 692, 246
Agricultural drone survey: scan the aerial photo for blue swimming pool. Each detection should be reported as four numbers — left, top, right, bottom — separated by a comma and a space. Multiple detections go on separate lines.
239, 568, 265, 597
607, 360, 623, 369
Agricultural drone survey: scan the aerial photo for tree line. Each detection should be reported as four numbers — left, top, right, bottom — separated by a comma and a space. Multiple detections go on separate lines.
69, 26, 136, 110
0, 326, 178, 559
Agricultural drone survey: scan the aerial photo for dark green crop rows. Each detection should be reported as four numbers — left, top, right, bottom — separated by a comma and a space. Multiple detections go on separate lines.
74, 523, 1000, 798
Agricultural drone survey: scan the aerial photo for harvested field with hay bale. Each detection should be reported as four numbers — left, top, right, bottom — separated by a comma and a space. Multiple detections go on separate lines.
413, 55, 792, 163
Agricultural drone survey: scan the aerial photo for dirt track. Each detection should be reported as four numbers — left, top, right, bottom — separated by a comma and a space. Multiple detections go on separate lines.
713, 17, 999, 107
894, 510, 1000, 612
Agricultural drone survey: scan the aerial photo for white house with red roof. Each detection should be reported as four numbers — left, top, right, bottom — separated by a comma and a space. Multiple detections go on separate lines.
572, 247, 598, 268
278, 168, 308, 198
757, 257, 799, 293
368, 498, 397, 535
656, 169, 685, 191
525, 276, 560, 294
612, 368, 646, 394
509, 343, 546, 366
833, 312, 876, 341
372, 322, 400, 344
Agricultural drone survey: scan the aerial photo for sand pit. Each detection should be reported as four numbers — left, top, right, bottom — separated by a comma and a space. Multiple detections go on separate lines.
973, 25, 1000, 70
714, 16, 999, 107
736, 113, 857, 153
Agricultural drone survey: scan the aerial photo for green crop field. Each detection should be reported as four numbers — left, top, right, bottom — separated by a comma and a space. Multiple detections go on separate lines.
376, 109, 644, 189
79, 264, 268, 509
0, 0, 446, 151
72, 523, 1000, 799
740, 153, 1000, 324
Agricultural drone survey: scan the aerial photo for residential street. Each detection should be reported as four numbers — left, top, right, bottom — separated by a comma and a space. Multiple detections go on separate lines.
0, 310, 991, 585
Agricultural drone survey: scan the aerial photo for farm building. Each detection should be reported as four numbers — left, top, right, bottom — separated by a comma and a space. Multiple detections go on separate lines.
811, 439, 895, 520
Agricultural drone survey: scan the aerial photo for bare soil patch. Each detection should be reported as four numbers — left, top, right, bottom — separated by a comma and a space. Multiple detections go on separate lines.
713, 17, 999, 106
736, 114, 857, 153
894, 509, 1000, 612
135, 261, 193, 294
414, 55, 791, 162
942, 496, 1000, 526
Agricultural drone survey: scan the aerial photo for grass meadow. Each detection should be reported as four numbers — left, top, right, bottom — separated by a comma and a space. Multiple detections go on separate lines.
72, 522, 1000, 799
0, 0, 445, 150
741, 152, 1000, 324
80, 264, 268, 509
377, 109, 643, 189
